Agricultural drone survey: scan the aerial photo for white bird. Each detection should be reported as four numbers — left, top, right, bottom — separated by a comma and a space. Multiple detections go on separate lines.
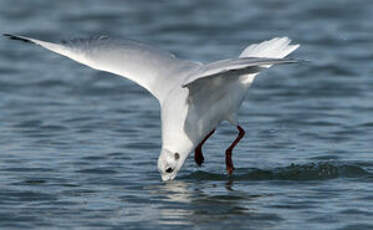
4, 34, 299, 181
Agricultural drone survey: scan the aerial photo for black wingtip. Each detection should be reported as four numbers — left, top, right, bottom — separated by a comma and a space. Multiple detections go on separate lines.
3, 34, 32, 43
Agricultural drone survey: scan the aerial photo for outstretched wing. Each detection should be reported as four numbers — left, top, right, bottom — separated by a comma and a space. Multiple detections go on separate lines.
4, 34, 200, 103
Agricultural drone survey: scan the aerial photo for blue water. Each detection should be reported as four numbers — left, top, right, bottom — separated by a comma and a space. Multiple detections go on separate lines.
1, 0, 373, 229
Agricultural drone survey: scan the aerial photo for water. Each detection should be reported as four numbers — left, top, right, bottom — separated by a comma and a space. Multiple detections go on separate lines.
1, 0, 373, 229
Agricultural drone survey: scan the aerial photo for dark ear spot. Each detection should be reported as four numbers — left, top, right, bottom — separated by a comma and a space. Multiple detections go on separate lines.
174, 153, 180, 160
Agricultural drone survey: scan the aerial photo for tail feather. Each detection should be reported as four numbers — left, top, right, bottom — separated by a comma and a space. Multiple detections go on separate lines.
240, 37, 299, 59
237, 37, 299, 85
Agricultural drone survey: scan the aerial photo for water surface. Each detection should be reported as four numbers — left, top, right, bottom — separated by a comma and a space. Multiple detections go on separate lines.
1, 0, 373, 229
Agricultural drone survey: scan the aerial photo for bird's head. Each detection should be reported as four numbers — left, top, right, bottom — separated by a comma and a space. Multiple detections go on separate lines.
157, 148, 188, 181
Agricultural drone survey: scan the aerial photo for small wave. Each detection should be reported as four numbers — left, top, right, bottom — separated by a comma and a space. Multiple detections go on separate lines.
76, 168, 118, 175
182, 162, 370, 181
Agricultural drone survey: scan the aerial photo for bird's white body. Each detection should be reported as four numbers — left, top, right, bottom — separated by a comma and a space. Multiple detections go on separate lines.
4, 34, 299, 181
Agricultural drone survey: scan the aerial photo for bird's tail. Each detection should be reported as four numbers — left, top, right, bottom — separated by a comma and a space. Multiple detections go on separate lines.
240, 37, 299, 60
236, 37, 299, 85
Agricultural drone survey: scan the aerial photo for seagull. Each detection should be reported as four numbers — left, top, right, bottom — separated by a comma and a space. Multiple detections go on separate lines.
4, 34, 299, 181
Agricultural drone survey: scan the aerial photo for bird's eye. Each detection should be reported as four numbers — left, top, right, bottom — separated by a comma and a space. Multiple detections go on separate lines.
174, 153, 180, 160
166, 167, 174, 173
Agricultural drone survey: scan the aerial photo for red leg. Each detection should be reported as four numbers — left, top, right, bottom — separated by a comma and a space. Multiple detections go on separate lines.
225, 125, 245, 175
194, 129, 215, 166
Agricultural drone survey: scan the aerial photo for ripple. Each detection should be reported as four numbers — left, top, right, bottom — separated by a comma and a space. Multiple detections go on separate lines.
339, 209, 373, 216
76, 168, 118, 175
0, 167, 54, 173
12, 119, 43, 128
63, 12, 123, 23
310, 155, 341, 160
359, 122, 373, 127
0, 67, 19, 74
182, 162, 370, 181
338, 224, 373, 230
1, 190, 57, 202
35, 79, 68, 87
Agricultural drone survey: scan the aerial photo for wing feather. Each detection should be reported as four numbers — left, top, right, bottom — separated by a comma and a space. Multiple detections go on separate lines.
4, 34, 200, 102
182, 57, 297, 88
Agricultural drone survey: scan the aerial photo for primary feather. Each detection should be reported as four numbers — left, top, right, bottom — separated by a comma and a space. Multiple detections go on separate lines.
3, 34, 200, 103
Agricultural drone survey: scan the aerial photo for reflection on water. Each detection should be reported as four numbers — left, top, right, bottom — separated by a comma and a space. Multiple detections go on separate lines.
142, 162, 372, 228
146, 179, 279, 227
148, 181, 194, 226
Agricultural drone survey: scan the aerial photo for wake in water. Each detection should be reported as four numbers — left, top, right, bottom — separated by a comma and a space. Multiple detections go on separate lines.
182, 162, 370, 181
